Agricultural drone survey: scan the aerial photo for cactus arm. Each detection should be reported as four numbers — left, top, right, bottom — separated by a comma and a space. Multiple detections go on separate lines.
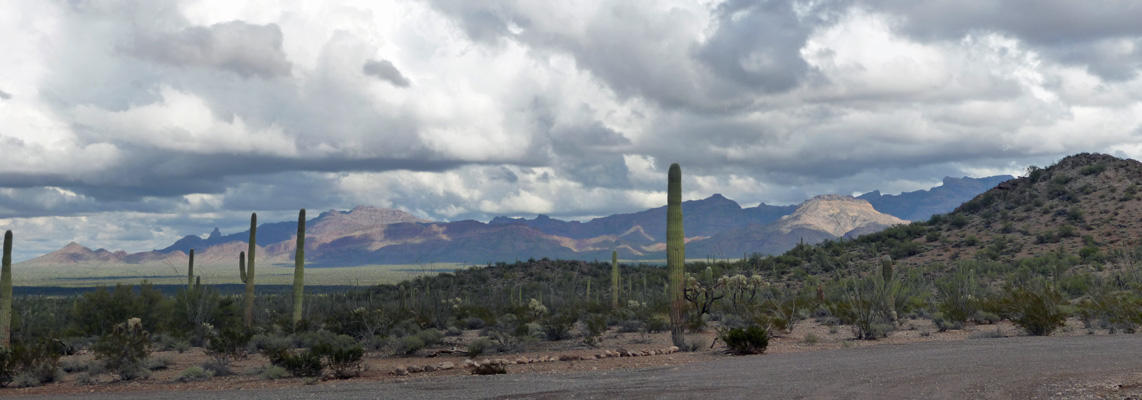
239, 251, 247, 284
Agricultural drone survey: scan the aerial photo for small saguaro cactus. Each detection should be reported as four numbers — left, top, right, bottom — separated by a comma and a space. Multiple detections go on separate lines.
187, 249, 195, 292
1, 230, 12, 348
239, 251, 247, 283
611, 250, 619, 310
667, 163, 686, 348
292, 209, 306, 326
881, 255, 899, 324
243, 213, 257, 329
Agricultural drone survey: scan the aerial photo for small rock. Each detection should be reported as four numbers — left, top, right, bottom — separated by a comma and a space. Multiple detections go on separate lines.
559, 354, 574, 362
393, 367, 409, 376
423, 364, 437, 372
408, 365, 424, 373
439, 362, 455, 370
462, 359, 476, 367
516, 357, 529, 364
668, 346, 679, 353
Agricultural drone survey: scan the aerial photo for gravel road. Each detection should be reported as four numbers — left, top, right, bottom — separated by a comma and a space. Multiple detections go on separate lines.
19, 334, 1142, 399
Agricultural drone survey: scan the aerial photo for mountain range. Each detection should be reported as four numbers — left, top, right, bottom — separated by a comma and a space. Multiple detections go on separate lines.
21, 175, 1010, 268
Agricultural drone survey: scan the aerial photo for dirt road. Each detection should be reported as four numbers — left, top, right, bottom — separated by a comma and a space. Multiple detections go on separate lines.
19, 334, 1142, 399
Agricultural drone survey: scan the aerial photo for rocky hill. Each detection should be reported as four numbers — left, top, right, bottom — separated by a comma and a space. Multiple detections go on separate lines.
813, 153, 1142, 270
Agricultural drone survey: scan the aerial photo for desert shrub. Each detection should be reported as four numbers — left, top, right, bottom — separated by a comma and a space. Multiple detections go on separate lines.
989, 283, 1067, 336
415, 328, 443, 346
258, 365, 289, 380
721, 325, 770, 355
60, 358, 93, 373
466, 317, 486, 330
312, 340, 364, 379
277, 349, 323, 377
582, 313, 608, 346
392, 335, 425, 356
541, 312, 578, 341
173, 366, 214, 382
247, 332, 293, 353
291, 329, 340, 349
472, 363, 506, 375
93, 318, 152, 380
445, 326, 463, 336
201, 327, 250, 376
0, 338, 65, 387
143, 355, 173, 371
467, 338, 494, 357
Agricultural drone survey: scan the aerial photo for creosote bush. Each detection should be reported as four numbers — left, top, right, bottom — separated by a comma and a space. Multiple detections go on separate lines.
720, 325, 769, 355
93, 318, 152, 380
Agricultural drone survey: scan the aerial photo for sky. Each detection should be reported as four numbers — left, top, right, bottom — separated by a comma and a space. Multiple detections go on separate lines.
2, 0, 1142, 261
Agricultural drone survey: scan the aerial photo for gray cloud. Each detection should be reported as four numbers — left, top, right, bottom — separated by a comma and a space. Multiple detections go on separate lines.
3, 0, 1142, 257
127, 21, 292, 78
363, 59, 411, 87
0, 89, 10, 100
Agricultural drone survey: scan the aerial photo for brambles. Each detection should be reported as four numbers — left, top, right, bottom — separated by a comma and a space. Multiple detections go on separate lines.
720, 325, 769, 355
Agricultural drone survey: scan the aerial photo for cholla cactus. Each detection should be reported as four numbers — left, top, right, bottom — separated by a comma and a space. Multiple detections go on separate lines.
527, 298, 548, 316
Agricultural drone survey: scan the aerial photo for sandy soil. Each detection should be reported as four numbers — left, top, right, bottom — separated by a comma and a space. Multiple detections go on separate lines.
5, 317, 1135, 397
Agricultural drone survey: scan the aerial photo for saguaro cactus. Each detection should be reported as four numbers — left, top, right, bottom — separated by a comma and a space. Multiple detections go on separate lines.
611, 250, 619, 310
243, 213, 257, 329
239, 251, 247, 283
881, 255, 899, 325
292, 209, 306, 326
187, 249, 195, 292
667, 163, 686, 348
1, 230, 12, 348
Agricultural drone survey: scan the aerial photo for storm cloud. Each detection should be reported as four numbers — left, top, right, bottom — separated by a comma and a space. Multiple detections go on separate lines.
1, 0, 1141, 261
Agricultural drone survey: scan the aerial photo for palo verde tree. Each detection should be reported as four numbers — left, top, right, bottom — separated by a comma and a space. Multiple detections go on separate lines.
667, 163, 686, 348
292, 208, 306, 326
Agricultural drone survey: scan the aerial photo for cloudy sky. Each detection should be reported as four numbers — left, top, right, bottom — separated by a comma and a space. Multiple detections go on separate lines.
2, 0, 1142, 260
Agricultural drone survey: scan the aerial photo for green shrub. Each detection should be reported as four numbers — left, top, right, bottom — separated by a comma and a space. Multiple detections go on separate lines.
466, 337, 494, 357
279, 350, 324, 377
720, 325, 769, 355
312, 340, 363, 379
258, 365, 289, 380
173, 366, 214, 382
990, 283, 1067, 336
415, 328, 443, 346
93, 318, 152, 380
392, 335, 425, 356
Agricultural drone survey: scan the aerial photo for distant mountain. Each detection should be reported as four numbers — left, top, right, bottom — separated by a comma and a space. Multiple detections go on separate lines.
489, 193, 796, 240
23, 174, 1008, 269
687, 195, 907, 258
859, 175, 1013, 221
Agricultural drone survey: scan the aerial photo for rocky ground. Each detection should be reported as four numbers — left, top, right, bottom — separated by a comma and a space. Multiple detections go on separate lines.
6, 317, 1140, 397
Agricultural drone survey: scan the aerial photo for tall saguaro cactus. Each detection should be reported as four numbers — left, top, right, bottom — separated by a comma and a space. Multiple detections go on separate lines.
243, 213, 257, 329
611, 250, 619, 310
667, 163, 686, 347
187, 249, 195, 292
292, 209, 306, 326
1, 230, 12, 348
